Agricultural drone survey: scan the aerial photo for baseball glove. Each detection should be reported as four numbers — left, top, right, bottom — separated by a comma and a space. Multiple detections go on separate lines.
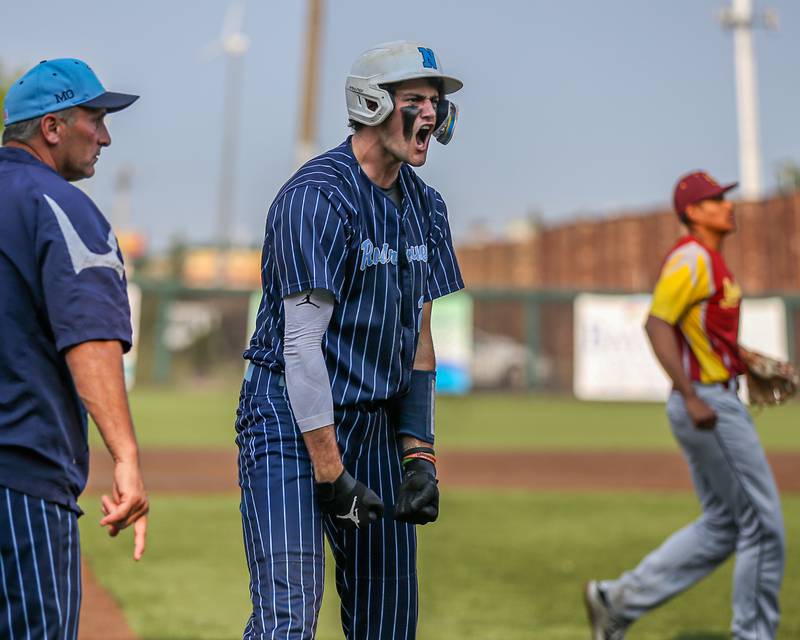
740, 348, 800, 407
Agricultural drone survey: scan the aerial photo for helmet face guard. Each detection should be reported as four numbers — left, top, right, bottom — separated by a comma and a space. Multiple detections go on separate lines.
433, 99, 458, 145
345, 41, 463, 145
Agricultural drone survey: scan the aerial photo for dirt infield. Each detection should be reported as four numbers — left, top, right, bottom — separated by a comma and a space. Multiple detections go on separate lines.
78, 558, 137, 640
80, 447, 800, 638
86, 448, 800, 495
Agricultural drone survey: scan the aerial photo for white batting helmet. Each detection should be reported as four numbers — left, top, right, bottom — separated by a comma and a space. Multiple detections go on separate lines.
345, 41, 463, 143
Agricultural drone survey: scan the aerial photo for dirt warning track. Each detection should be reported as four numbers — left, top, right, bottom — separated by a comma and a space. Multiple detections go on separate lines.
86, 448, 800, 495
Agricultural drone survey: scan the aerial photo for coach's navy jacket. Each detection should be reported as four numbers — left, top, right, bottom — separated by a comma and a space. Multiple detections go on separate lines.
0, 147, 131, 513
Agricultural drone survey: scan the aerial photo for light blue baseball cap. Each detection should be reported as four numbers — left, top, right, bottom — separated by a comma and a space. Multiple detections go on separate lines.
3, 58, 138, 126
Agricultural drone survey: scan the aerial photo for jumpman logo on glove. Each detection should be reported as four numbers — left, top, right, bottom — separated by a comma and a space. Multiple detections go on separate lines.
336, 497, 360, 527
317, 469, 384, 529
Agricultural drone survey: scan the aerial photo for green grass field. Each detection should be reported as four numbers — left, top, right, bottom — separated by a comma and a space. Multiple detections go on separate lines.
107, 386, 800, 451
81, 491, 800, 640
80, 388, 800, 638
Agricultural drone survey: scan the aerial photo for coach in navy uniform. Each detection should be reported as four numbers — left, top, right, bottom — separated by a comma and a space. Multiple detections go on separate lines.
237, 41, 463, 639
0, 59, 149, 638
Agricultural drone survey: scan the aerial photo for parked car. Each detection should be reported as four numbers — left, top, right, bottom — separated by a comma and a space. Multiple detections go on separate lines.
470, 329, 540, 390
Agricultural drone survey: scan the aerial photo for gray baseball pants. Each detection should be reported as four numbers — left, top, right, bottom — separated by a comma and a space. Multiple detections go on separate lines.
600, 381, 785, 640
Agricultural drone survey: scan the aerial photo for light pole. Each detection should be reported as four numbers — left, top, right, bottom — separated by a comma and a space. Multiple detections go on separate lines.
718, 0, 777, 201
209, 1, 250, 284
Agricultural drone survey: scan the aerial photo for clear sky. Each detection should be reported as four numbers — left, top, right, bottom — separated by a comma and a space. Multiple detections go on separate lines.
3, 1, 799, 249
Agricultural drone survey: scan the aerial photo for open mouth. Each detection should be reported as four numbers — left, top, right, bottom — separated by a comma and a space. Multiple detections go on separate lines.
415, 125, 432, 148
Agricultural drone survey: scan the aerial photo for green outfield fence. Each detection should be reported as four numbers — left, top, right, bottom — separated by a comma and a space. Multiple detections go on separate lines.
132, 278, 800, 393
470, 288, 800, 393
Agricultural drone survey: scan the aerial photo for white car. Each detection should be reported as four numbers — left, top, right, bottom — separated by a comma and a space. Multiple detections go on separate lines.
470, 329, 540, 390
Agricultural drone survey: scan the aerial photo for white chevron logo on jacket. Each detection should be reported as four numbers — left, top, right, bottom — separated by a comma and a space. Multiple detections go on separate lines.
43, 194, 124, 280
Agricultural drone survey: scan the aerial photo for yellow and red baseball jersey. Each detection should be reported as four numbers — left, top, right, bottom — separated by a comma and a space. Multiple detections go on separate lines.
650, 236, 745, 383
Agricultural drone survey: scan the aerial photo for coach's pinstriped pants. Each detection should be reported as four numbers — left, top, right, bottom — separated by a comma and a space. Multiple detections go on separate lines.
601, 382, 785, 640
0, 486, 82, 640
236, 370, 418, 640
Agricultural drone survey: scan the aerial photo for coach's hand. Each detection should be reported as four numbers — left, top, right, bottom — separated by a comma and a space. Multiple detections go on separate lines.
100, 459, 149, 560
316, 469, 384, 529
394, 458, 439, 525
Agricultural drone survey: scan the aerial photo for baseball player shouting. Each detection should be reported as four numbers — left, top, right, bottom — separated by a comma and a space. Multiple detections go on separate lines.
584, 172, 785, 639
236, 41, 463, 639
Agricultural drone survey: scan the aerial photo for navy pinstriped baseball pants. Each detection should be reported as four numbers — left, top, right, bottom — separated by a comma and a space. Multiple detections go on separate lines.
0, 486, 82, 640
236, 369, 418, 640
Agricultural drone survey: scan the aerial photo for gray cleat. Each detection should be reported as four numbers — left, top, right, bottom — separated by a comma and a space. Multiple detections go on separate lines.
583, 580, 629, 640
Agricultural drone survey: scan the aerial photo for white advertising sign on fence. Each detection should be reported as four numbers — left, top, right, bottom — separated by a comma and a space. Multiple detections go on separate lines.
574, 294, 788, 401
574, 294, 667, 401
739, 298, 788, 361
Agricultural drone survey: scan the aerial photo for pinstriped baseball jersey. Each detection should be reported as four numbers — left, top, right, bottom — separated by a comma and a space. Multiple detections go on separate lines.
243, 137, 463, 406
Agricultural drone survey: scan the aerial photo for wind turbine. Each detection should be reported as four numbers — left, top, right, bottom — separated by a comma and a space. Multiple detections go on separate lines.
207, 1, 250, 283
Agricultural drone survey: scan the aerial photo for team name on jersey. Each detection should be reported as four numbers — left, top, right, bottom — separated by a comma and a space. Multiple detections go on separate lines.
360, 239, 398, 270
359, 240, 429, 271
720, 277, 742, 310
406, 244, 428, 263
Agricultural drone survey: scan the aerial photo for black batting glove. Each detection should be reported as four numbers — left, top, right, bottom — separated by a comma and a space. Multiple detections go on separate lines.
394, 458, 439, 525
316, 469, 384, 530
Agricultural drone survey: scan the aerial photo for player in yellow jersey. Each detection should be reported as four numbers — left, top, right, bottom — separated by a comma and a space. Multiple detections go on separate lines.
584, 171, 785, 640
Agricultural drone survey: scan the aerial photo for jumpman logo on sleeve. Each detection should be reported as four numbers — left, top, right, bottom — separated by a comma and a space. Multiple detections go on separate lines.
296, 292, 321, 308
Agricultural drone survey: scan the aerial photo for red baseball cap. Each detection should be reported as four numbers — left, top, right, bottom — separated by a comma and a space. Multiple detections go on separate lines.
673, 171, 738, 216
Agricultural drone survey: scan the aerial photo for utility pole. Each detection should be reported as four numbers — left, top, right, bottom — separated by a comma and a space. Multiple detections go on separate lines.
295, 0, 324, 168
211, 1, 250, 284
719, 0, 777, 201
111, 164, 134, 231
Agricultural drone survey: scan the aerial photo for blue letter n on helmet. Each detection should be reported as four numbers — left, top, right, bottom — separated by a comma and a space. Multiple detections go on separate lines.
418, 47, 438, 69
